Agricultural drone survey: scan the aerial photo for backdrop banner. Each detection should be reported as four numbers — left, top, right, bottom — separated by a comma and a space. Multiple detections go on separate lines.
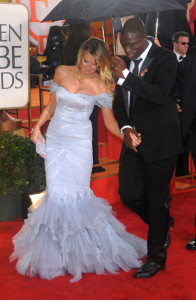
0, 3, 29, 109
11, 0, 63, 53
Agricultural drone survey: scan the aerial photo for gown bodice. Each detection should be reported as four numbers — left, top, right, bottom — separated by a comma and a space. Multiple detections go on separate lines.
50, 81, 113, 123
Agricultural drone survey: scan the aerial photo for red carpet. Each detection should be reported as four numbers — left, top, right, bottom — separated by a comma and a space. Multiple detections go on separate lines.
0, 188, 196, 300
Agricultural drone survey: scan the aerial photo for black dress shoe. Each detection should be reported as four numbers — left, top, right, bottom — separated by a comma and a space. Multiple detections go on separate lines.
134, 260, 166, 279
185, 238, 196, 250
92, 166, 105, 173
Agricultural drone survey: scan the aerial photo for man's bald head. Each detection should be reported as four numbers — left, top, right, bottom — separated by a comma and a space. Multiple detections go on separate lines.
121, 17, 146, 37
120, 17, 148, 61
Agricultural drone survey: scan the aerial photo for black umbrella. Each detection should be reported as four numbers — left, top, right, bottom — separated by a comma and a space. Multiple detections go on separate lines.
42, 0, 185, 54
42, 0, 185, 23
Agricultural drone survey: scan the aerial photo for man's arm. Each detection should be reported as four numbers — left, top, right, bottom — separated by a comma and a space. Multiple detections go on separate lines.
122, 52, 178, 106
113, 81, 141, 152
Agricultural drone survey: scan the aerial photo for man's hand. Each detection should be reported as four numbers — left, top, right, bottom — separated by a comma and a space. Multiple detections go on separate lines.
112, 56, 127, 78
123, 128, 141, 152
154, 38, 161, 47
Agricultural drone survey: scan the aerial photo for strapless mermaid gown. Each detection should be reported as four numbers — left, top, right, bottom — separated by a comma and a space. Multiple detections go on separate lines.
10, 81, 147, 282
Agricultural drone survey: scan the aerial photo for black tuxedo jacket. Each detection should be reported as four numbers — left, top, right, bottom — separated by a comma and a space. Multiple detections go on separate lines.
178, 47, 196, 138
113, 43, 183, 162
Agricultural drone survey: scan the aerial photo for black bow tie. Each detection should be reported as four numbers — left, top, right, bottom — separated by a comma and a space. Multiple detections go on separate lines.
179, 56, 184, 60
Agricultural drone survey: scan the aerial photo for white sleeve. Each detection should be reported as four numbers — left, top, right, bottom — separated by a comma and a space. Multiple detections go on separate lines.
117, 68, 129, 86
120, 125, 134, 133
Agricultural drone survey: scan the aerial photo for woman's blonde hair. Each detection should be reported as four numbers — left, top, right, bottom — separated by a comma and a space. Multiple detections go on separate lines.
76, 37, 113, 91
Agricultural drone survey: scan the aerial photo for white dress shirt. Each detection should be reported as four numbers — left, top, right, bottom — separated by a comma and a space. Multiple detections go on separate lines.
117, 40, 152, 131
173, 51, 186, 62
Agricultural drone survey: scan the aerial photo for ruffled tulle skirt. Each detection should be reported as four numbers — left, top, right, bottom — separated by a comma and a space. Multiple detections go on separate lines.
10, 188, 147, 282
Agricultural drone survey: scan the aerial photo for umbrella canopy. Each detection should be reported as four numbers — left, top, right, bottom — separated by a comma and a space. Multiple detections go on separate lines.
42, 0, 185, 23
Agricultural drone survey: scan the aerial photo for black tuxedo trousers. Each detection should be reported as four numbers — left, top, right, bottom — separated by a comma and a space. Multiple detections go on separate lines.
119, 147, 177, 263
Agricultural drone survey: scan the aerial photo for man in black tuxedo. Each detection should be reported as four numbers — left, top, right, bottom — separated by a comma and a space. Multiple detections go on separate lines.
178, 47, 196, 250
179, 46, 196, 162
172, 31, 191, 177
112, 17, 183, 278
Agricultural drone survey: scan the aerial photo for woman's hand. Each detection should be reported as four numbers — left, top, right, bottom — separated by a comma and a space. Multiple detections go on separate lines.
29, 89, 57, 145
30, 126, 43, 144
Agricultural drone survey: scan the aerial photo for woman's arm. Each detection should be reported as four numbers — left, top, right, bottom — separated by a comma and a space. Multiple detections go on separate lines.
31, 92, 56, 144
101, 106, 141, 149
101, 106, 123, 139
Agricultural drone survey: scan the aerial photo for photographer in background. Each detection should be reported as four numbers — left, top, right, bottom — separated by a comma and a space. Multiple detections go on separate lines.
43, 25, 67, 78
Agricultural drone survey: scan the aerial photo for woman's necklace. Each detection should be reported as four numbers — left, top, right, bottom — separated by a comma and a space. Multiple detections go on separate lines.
81, 72, 94, 79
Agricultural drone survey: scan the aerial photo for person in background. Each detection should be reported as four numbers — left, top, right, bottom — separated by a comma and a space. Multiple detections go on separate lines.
172, 31, 191, 177
173, 31, 190, 62
63, 23, 91, 65
30, 55, 41, 88
112, 17, 183, 279
43, 25, 67, 78
177, 47, 196, 250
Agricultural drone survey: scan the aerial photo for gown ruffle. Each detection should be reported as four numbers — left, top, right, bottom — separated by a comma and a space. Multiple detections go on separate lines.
10, 81, 147, 282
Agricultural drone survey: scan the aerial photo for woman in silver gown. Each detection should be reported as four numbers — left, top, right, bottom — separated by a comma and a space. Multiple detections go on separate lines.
10, 38, 146, 282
